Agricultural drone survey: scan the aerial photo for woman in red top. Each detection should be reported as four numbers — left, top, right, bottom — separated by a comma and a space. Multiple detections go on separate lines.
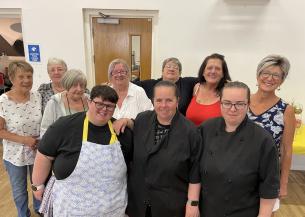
186, 53, 231, 126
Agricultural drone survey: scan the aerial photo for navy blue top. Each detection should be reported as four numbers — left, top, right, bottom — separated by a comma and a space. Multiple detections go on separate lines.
247, 99, 287, 157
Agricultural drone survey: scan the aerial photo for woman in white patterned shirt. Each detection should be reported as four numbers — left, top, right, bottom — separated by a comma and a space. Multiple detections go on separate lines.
0, 60, 42, 216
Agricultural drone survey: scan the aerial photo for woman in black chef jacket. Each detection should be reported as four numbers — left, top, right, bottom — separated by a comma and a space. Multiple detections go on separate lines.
199, 81, 280, 217
127, 80, 202, 217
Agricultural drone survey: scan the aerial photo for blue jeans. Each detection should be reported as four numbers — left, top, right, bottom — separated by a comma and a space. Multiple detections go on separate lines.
4, 160, 41, 217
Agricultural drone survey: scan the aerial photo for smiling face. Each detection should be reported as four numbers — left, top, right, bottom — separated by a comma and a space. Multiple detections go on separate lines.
109, 63, 129, 86
162, 61, 180, 82
67, 82, 86, 101
203, 58, 224, 85
257, 65, 284, 92
88, 97, 116, 125
48, 64, 66, 84
153, 86, 178, 125
11, 69, 33, 93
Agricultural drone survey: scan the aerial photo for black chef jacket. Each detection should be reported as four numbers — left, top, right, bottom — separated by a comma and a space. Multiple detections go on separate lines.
127, 110, 202, 217
133, 77, 197, 115
199, 117, 280, 217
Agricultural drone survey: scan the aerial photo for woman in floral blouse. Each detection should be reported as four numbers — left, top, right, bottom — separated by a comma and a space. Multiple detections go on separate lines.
247, 54, 296, 216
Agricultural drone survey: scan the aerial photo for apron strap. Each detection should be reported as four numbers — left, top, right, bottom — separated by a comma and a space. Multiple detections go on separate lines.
83, 116, 118, 144
107, 121, 118, 144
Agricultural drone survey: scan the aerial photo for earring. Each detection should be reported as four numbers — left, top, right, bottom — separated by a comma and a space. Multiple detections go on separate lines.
277, 86, 281, 91
256, 83, 258, 86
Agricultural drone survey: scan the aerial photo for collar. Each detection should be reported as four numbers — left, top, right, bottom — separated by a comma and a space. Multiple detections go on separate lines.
126, 82, 136, 97
111, 82, 136, 98
153, 109, 180, 129
219, 116, 249, 134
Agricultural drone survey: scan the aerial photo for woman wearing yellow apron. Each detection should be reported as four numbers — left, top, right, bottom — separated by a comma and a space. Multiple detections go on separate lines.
32, 85, 133, 216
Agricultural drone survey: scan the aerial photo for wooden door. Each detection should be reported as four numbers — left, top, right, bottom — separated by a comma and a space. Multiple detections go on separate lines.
92, 18, 152, 84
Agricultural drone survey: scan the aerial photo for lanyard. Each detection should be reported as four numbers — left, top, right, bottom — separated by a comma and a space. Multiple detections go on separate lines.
82, 116, 117, 144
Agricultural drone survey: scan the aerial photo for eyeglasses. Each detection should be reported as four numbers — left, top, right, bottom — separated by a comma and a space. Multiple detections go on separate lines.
165, 64, 179, 70
260, 71, 283, 81
221, 101, 248, 110
92, 100, 116, 111
111, 70, 128, 76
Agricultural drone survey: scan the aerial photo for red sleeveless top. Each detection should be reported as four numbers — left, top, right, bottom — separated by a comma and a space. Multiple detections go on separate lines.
186, 85, 221, 126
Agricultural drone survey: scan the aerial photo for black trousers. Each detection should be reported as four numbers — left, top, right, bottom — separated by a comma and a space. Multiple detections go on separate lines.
145, 205, 152, 217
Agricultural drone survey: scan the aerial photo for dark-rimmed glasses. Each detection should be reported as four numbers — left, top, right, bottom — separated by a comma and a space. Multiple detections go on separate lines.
221, 101, 248, 110
92, 100, 116, 111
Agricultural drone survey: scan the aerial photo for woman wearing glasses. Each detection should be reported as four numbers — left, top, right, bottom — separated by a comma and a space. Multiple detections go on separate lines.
247, 55, 295, 215
134, 57, 197, 115
186, 53, 231, 126
40, 69, 89, 136
107, 59, 153, 132
32, 85, 133, 216
199, 81, 280, 217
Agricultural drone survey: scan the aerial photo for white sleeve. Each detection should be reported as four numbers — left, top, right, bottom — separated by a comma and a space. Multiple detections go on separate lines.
40, 99, 58, 137
0, 95, 5, 118
137, 88, 154, 112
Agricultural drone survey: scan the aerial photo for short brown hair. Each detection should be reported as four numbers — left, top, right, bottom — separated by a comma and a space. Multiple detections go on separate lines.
220, 81, 250, 103
8, 60, 33, 80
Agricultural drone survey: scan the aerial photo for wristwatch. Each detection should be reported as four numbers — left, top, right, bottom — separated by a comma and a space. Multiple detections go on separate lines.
187, 200, 199, 206
31, 184, 45, 191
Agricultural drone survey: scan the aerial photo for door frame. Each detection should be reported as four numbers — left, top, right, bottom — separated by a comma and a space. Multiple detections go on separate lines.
83, 9, 159, 88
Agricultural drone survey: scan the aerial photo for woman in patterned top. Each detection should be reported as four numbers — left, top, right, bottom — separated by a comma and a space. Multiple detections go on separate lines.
40, 69, 89, 136
38, 57, 67, 113
0, 60, 42, 216
247, 55, 296, 215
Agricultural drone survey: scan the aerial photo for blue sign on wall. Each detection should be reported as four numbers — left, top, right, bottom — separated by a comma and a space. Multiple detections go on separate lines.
28, 44, 41, 62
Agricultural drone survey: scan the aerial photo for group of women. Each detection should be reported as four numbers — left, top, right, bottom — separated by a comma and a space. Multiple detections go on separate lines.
0, 53, 295, 217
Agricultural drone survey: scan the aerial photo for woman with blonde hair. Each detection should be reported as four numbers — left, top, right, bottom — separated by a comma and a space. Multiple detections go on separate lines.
248, 54, 296, 215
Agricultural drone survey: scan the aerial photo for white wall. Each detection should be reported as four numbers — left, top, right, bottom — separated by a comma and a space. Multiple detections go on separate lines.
1, 0, 305, 108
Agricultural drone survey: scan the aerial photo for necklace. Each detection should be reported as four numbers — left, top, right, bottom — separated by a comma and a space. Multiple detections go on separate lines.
66, 94, 86, 115
52, 83, 64, 93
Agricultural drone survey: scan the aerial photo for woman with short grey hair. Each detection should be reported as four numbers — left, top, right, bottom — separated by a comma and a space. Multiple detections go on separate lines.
161, 57, 182, 74
40, 69, 89, 136
256, 55, 290, 80
107, 58, 153, 133
133, 57, 197, 115
248, 54, 295, 216
38, 57, 68, 113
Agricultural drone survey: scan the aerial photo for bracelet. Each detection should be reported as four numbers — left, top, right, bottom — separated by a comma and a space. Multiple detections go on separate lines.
31, 184, 45, 191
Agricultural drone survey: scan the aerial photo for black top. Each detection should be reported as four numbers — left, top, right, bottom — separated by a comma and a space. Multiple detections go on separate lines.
38, 112, 133, 180
133, 77, 197, 115
127, 110, 202, 217
199, 117, 280, 217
